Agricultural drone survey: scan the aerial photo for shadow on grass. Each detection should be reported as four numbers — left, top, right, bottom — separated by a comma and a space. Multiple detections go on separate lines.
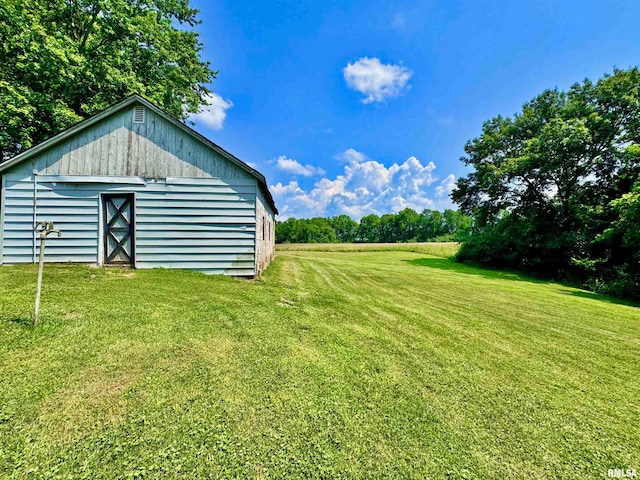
6, 317, 33, 328
407, 257, 640, 308
405, 257, 549, 285
562, 289, 639, 308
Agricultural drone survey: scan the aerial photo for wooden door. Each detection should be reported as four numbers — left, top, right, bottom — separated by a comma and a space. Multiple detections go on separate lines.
102, 194, 135, 266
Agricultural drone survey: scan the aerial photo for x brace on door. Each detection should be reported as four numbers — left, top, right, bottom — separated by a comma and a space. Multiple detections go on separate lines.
103, 194, 134, 265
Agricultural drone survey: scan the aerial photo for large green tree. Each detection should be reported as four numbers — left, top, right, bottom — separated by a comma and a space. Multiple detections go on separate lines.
452, 68, 640, 299
357, 214, 381, 243
0, 0, 215, 161
330, 215, 359, 243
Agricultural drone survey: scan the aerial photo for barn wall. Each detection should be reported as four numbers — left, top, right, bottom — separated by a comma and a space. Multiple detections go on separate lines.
0, 174, 6, 265
255, 189, 275, 274
0, 174, 257, 276
8, 107, 247, 180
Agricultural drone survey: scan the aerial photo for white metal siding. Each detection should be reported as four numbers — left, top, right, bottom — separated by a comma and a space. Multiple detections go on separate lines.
1, 175, 257, 276
0, 174, 6, 265
2, 176, 99, 264
135, 177, 256, 275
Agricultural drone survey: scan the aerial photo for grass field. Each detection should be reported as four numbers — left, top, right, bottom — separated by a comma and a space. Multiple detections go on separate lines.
275, 242, 460, 257
0, 244, 638, 479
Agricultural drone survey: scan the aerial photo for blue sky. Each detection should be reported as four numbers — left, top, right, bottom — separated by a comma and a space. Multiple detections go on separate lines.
188, 0, 640, 219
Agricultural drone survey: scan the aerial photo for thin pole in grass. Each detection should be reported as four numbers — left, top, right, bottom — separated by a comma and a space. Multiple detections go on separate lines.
33, 221, 61, 327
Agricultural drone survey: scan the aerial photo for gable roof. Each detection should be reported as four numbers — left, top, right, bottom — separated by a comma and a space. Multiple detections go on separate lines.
0, 94, 278, 214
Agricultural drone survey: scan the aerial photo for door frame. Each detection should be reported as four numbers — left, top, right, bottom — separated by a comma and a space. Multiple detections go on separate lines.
100, 193, 135, 267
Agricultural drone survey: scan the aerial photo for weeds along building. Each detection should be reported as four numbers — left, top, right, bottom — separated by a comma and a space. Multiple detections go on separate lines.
0, 95, 277, 276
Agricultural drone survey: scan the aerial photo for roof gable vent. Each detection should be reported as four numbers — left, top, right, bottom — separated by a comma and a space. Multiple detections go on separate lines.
133, 106, 145, 124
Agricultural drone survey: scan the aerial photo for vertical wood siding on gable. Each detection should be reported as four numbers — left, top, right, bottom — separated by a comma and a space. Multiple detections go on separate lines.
10, 107, 247, 180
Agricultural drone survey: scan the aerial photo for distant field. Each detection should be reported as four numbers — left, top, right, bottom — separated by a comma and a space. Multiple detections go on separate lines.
0, 249, 638, 478
277, 241, 460, 257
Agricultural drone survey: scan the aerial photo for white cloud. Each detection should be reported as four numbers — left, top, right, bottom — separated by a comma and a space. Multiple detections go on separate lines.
276, 156, 326, 177
335, 148, 368, 164
343, 57, 413, 104
435, 174, 457, 198
191, 92, 233, 130
271, 149, 442, 220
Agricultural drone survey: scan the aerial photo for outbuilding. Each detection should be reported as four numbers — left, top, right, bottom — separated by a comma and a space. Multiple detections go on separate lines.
0, 95, 277, 276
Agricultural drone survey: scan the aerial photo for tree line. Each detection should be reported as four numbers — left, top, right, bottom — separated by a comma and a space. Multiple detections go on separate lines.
452, 67, 640, 302
276, 209, 472, 244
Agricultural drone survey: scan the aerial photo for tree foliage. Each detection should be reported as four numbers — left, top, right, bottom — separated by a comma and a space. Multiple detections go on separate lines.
0, 0, 215, 161
275, 209, 472, 244
275, 217, 337, 244
452, 68, 640, 300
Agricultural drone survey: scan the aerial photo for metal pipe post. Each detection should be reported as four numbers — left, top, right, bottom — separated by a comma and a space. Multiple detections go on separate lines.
32, 221, 61, 328
33, 232, 46, 327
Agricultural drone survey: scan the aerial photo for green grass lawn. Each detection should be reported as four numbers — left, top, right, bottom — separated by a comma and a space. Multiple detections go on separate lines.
0, 245, 638, 479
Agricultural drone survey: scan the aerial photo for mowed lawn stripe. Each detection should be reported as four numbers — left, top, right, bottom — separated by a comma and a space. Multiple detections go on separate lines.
266, 252, 637, 476
271, 251, 639, 476
0, 247, 638, 479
